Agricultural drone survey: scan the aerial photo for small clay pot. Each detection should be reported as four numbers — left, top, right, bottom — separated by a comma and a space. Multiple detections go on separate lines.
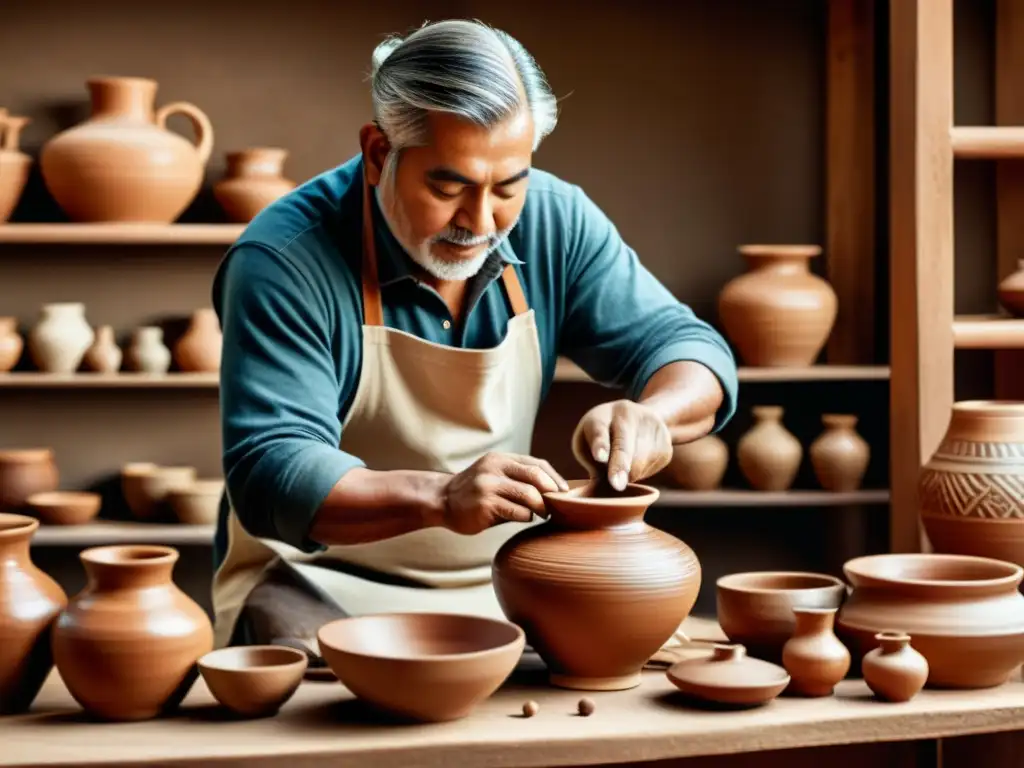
737, 406, 803, 491
199, 645, 307, 718
173, 309, 221, 373
0, 449, 59, 511
0, 317, 24, 373
664, 435, 728, 491
665, 644, 790, 707
167, 479, 224, 525
82, 325, 122, 373
809, 414, 870, 492
998, 259, 1024, 317
781, 607, 850, 697
28, 303, 94, 374
0, 112, 32, 223
125, 326, 171, 374
121, 464, 196, 520
214, 147, 296, 223
862, 631, 929, 703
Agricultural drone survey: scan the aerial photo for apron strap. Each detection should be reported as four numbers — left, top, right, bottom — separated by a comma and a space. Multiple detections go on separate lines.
360, 165, 530, 326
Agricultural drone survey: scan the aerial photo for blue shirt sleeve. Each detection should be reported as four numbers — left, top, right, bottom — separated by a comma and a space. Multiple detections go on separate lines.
214, 242, 362, 553
558, 185, 739, 432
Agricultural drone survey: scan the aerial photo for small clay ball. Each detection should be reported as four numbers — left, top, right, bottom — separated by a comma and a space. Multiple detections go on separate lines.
577, 697, 595, 716
522, 700, 539, 717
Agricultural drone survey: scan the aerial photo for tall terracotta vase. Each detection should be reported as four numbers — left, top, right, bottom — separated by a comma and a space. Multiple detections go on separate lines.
737, 406, 803, 491
998, 259, 1024, 317
0, 514, 67, 714
0, 111, 32, 223
0, 449, 59, 511
52, 544, 213, 720
40, 76, 213, 223
492, 481, 701, 690
173, 309, 222, 372
718, 244, 838, 367
919, 401, 1024, 568
0, 317, 23, 373
809, 414, 870, 491
214, 148, 296, 222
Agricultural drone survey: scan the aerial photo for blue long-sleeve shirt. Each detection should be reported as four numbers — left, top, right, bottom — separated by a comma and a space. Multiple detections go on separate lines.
212, 155, 738, 565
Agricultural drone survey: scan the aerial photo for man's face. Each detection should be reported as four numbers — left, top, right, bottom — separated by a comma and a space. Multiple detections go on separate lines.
375, 110, 534, 281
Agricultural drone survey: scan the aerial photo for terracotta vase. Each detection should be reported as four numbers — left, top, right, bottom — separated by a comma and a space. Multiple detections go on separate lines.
998, 259, 1024, 317
0, 449, 59, 511
39, 76, 213, 223
737, 406, 803, 491
780, 607, 850, 697
492, 481, 701, 691
862, 631, 929, 703
52, 544, 214, 720
663, 435, 728, 491
0, 317, 23, 373
126, 326, 171, 374
82, 325, 122, 373
919, 401, 1024, 568
836, 553, 1024, 688
0, 111, 32, 223
717, 244, 838, 367
173, 309, 222, 372
214, 148, 296, 222
809, 414, 870, 492
0, 514, 67, 714
28, 303, 95, 374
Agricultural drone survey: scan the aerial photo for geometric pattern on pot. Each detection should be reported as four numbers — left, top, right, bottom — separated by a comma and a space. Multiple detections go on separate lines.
920, 439, 1024, 519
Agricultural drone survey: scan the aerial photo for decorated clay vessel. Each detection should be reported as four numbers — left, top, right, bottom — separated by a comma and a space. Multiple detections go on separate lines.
0, 449, 59, 511
173, 309, 222, 372
0, 111, 32, 223
493, 480, 701, 691
862, 631, 929, 703
0, 317, 23, 373
214, 147, 296, 222
28, 303, 95, 374
737, 406, 803, 491
998, 260, 1024, 317
0, 514, 67, 714
40, 76, 213, 223
810, 414, 870, 491
780, 607, 850, 697
920, 401, 1024, 567
663, 435, 728, 491
82, 325, 122, 373
717, 244, 838, 367
52, 544, 213, 720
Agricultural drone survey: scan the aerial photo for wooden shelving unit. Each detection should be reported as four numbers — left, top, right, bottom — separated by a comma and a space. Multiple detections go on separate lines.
953, 315, 1024, 349
0, 223, 243, 245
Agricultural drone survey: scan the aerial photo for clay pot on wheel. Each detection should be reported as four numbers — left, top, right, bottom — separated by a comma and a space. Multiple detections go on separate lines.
214, 148, 296, 222
810, 414, 870, 491
0, 317, 23, 373
493, 480, 701, 691
737, 406, 803, 491
663, 435, 728, 491
0, 111, 32, 223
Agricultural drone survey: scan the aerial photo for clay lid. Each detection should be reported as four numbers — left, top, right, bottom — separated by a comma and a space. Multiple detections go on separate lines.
666, 644, 790, 706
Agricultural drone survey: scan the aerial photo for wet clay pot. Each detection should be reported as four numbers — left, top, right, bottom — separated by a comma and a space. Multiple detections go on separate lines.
0, 111, 32, 223
836, 553, 1024, 688
0, 317, 23, 373
663, 435, 728, 491
920, 401, 1024, 568
0, 449, 59, 511
214, 147, 296, 222
493, 480, 701, 691
40, 76, 213, 223
998, 260, 1024, 317
780, 607, 850, 697
810, 414, 870, 492
173, 309, 222, 373
717, 244, 838, 367
737, 406, 803, 491
0, 514, 67, 714
82, 325, 122, 373
52, 544, 214, 720
28, 303, 95, 374
862, 631, 929, 703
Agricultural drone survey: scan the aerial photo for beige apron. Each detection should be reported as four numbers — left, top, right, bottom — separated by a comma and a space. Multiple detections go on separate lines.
210, 168, 544, 649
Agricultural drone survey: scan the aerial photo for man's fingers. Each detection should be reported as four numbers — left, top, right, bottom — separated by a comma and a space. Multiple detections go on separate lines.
582, 415, 612, 467
607, 413, 637, 491
504, 454, 569, 492
489, 496, 536, 524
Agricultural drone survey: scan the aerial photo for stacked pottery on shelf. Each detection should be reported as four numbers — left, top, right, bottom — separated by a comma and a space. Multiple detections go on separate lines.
0, 109, 32, 223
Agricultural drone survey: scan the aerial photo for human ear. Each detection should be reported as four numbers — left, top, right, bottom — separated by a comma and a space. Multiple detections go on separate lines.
358, 123, 391, 186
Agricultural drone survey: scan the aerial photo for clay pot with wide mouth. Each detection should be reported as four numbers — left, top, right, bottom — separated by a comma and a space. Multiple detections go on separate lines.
0, 449, 59, 512
214, 148, 296, 223
199, 645, 307, 718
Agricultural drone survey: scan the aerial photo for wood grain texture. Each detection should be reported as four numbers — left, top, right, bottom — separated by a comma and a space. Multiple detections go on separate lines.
0, 223, 243, 244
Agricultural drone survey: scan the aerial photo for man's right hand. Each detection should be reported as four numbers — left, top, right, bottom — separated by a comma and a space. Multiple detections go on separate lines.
439, 452, 569, 535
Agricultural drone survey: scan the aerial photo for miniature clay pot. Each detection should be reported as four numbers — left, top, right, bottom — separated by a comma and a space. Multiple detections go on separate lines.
52, 544, 214, 720
780, 607, 850, 697
663, 435, 728, 491
0, 317, 23, 373
199, 645, 307, 719
0, 449, 59, 511
862, 631, 929, 703
665, 644, 790, 707
737, 406, 803, 491
125, 326, 171, 374
81, 325, 122, 373
28, 303, 95, 374
809, 414, 870, 492
920, 400, 1024, 568
0, 111, 32, 223
0, 514, 68, 714
173, 309, 221, 373
214, 147, 296, 223
40, 76, 213, 223
998, 259, 1024, 317
717, 244, 838, 367
836, 553, 1024, 688
493, 480, 701, 691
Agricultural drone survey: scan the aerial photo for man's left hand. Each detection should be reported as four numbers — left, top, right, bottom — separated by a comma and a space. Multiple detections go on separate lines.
572, 400, 673, 492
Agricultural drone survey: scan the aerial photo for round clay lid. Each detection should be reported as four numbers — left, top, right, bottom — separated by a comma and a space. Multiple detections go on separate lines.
666, 644, 790, 706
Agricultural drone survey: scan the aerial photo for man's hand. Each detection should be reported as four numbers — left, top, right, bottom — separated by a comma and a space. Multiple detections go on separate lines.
572, 400, 673, 492
440, 452, 569, 535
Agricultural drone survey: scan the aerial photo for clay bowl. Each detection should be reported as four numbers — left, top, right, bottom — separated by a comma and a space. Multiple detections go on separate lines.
25, 491, 101, 525
717, 571, 847, 662
120, 463, 196, 520
317, 612, 525, 722
198, 645, 307, 718
167, 479, 224, 525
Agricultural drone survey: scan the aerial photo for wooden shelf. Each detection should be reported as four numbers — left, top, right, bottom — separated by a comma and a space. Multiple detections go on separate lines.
951, 125, 1024, 158
0, 223, 244, 245
953, 314, 1024, 348
32, 521, 213, 546
555, 358, 890, 383
652, 488, 889, 507
0, 372, 219, 388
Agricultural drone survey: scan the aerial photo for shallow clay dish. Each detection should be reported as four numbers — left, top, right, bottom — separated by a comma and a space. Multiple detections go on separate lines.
199, 645, 307, 718
317, 612, 525, 722
667, 644, 790, 707
717, 571, 847, 662
26, 491, 101, 525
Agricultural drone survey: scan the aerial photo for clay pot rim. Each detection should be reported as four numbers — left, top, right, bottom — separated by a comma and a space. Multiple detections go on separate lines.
80, 543, 178, 567
0, 512, 39, 538
0, 447, 54, 463
40, 301, 85, 311
751, 405, 784, 419
716, 570, 847, 595
199, 645, 308, 674
951, 399, 1024, 417
791, 606, 839, 616
843, 553, 1023, 590
87, 75, 158, 88
227, 147, 289, 159
874, 630, 911, 644
821, 413, 858, 427
737, 244, 822, 258
544, 479, 660, 506
167, 479, 224, 498
27, 490, 101, 507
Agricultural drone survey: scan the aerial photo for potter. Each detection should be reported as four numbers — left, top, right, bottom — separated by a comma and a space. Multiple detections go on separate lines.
210, 20, 738, 662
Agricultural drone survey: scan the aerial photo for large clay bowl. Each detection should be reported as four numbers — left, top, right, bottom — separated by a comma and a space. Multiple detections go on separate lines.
837, 553, 1024, 688
317, 613, 525, 722
199, 645, 307, 719
716, 571, 847, 663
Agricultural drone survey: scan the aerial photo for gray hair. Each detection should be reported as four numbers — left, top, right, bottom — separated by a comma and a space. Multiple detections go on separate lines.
369, 19, 559, 156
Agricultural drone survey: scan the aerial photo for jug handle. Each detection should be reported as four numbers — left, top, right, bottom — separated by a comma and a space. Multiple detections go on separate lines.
0, 115, 30, 152
155, 101, 214, 166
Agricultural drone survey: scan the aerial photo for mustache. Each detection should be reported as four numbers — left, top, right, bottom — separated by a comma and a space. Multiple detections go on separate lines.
432, 221, 517, 247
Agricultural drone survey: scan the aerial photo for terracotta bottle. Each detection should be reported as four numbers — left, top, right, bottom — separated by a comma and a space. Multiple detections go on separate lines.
214, 147, 296, 222
173, 309, 222, 372
126, 326, 171, 373
28, 303, 95, 374
493, 481, 701, 691
52, 544, 214, 721
718, 244, 838, 367
998, 259, 1024, 317
0, 111, 32, 223
664, 434, 729, 491
0, 449, 60, 511
781, 607, 851, 697
862, 631, 929, 703
82, 325, 122, 373
737, 406, 803, 491
0, 317, 23, 372
809, 414, 870, 491
0, 514, 68, 714
39, 76, 213, 223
